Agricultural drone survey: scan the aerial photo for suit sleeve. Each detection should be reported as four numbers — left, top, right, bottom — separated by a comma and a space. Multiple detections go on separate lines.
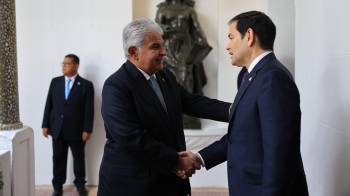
101, 80, 179, 173
42, 79, 54, 128
257, 70, 301, 195
180, 85, 230, 122
198, 134, 228, 169
83, 81, 94, 133
169, 70, 230, 122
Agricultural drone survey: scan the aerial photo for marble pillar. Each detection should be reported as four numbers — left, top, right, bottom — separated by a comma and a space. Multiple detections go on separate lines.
0, 0, 22, 130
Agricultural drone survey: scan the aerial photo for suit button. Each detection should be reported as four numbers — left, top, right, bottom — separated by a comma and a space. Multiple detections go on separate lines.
61, 114, 64, 118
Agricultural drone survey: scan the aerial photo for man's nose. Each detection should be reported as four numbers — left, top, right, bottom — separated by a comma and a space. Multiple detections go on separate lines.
225, 44, 230, 51
160, 47, 167, 56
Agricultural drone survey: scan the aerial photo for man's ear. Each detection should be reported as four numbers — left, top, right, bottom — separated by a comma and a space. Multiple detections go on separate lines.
128, 46, 139, 60
74, 64, 79, 72
246, 28, 256, 47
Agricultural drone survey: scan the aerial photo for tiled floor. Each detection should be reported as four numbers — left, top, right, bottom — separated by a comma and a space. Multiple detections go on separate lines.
191, 188, 229, 196
35, 186, 229, 196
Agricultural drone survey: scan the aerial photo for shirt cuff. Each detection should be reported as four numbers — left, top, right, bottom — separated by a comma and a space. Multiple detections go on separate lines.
195, 152, 206, 167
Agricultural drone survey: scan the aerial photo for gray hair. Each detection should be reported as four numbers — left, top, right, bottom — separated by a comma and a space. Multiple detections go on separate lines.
123, 18, 163, 58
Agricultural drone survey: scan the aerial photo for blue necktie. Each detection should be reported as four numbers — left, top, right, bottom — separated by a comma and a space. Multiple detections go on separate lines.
149, 76, 167, 112
65, 79, 72, 100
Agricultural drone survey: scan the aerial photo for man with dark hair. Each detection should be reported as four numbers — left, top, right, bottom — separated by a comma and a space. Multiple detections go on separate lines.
65, 54, 80, 64
180, 11, 308, 196
42, 54, 94, 196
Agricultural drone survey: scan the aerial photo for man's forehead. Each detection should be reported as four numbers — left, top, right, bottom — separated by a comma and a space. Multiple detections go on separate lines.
64, 57, 74, 62
228, 21, 237, 32
228, 22, 238, 36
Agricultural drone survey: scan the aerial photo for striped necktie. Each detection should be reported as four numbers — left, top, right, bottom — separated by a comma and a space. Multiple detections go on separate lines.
149, 75, 167, 112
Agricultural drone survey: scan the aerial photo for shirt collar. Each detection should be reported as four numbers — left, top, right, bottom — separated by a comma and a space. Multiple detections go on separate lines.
65, 74, 77, 81
247, 51, 272, 73
136, 66, 156, 80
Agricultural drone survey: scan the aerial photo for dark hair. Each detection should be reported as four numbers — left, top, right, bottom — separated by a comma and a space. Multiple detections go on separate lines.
228, 11, 276, 50
65, 54, 80, 64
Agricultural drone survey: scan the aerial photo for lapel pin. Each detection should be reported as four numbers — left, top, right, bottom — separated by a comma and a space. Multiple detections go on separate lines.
249, 77, 253, 82
78, 82, 81, 85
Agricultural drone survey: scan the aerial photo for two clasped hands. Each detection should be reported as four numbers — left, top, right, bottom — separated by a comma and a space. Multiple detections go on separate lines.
175, 151, 203, 179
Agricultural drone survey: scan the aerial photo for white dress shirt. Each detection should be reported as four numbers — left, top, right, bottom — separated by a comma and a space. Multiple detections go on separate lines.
136, 67, 155, 80
65, 74, 77, 89
247, 51, 272, 73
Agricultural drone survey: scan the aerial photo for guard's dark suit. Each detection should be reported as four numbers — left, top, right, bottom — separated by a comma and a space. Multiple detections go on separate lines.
42, 75, 94, 190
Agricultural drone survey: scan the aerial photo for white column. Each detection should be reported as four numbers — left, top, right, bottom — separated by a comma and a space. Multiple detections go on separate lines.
0, 0, 23, 130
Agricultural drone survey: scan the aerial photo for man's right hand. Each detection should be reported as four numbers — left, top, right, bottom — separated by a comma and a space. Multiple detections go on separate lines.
42, 128, 50, 138
175, 151, 203, 179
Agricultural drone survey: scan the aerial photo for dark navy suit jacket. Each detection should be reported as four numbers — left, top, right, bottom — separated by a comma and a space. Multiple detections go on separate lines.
199, 53, 308, 196
42, 75, 94, 140
98, 60, 230, 196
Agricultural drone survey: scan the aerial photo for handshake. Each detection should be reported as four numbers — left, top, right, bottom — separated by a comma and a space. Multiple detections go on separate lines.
175, 151, 203, 179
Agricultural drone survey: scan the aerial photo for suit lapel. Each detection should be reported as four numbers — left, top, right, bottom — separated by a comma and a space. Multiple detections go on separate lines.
229, 53, 276, 123
66, 75, 81, 101
125, 61, 186, 150
228, 72, 252, 120
124, 61, 168, 117
156, 71, 186, 150
60, 76, 66, 101
155, 72, 171, 113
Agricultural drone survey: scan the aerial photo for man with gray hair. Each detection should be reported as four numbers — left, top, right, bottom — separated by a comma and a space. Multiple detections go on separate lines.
97, 18, 230, 196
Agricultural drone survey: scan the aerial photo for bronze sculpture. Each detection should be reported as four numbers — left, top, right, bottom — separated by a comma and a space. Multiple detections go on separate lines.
156, 0, 212, 129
